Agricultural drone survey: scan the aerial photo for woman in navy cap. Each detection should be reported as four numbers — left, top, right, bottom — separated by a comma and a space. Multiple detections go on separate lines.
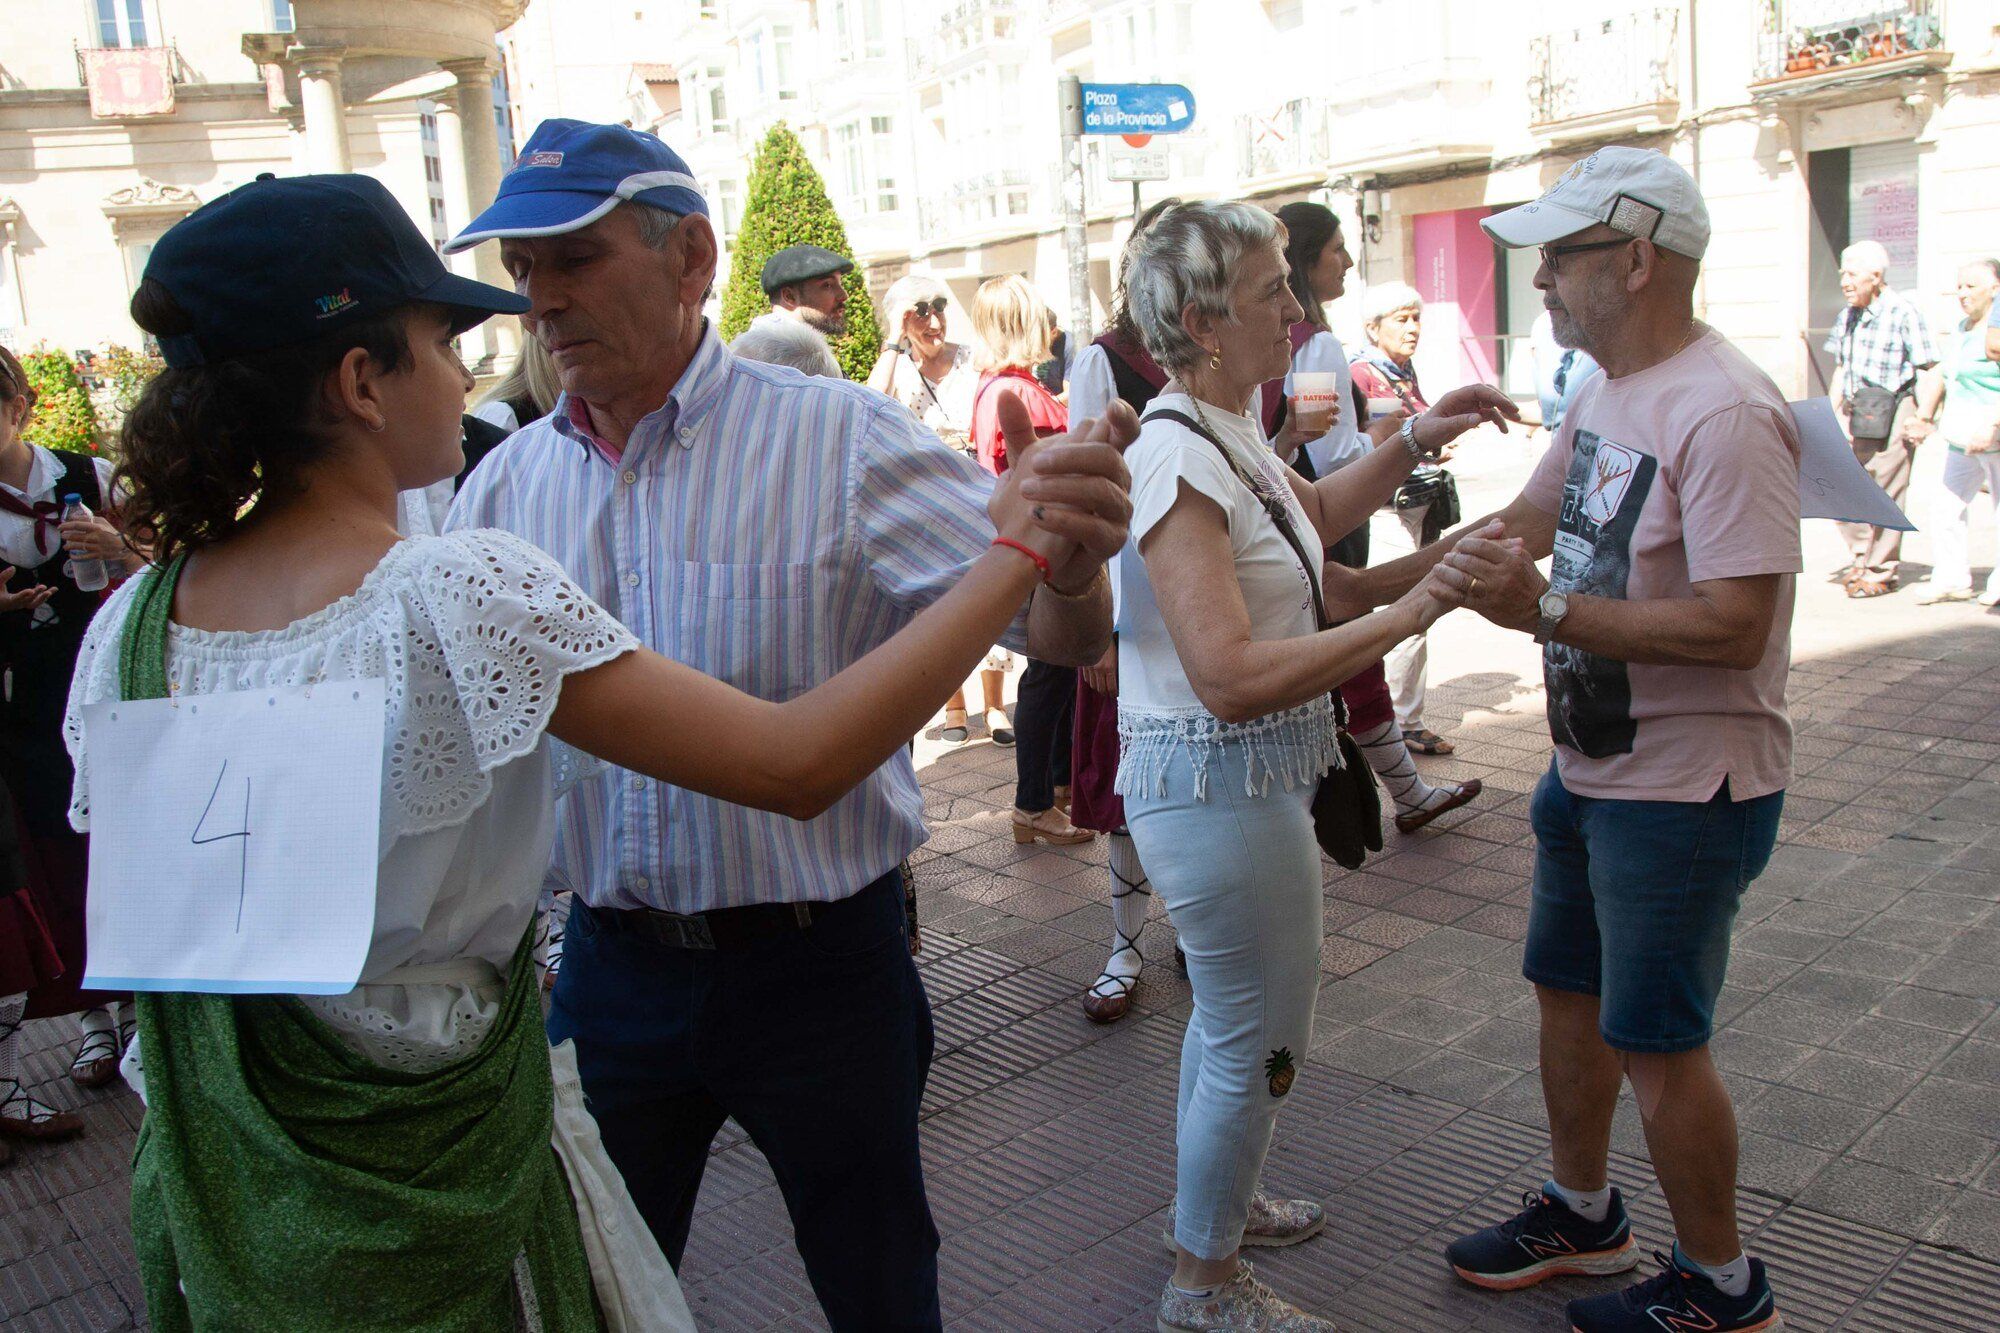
61, 172, 1131, 1330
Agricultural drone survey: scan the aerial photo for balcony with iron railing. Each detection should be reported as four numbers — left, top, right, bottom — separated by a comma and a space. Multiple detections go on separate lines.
1527, 9, 1680, 141
1754, 1, 1949, 94
1234, 97, 1332, 186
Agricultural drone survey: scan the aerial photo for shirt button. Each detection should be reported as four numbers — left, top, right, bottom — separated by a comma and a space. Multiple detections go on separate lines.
677, 427, 693, 440
625, 571, 640, 587
633, 876, 650, 891
630, 775, 645, 791
622, 469, 637, 485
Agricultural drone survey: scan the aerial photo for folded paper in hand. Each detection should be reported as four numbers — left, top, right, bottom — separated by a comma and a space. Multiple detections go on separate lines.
1789, 398, 1915, 531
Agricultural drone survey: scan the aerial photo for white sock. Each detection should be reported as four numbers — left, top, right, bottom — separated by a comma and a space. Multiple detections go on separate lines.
1170, 1280, 1221, 1302
1676, 1242, 1752, 1298
1356, 719, 1458, 817
1546, 1177, 1613, 1224
78, 1005, 115, 1037
1091, 834, 1150, 998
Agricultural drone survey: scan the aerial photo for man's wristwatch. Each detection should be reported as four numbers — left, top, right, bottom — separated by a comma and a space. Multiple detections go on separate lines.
1398, 415, 1429, 463
1533, 590, 1569, 645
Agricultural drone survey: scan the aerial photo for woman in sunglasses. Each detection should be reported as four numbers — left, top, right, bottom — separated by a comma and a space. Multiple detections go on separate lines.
868, 276, 977, 453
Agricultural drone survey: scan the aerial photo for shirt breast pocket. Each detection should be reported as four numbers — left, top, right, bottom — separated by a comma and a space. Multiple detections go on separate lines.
675, 561, 819, 702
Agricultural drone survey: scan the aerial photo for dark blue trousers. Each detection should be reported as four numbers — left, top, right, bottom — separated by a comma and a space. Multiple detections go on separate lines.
548, 872, 941, 1331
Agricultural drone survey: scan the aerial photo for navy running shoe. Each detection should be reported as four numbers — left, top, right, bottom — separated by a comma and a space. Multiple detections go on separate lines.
1568, 1250, 1783, 1332
1445, 1186, 1639, 1291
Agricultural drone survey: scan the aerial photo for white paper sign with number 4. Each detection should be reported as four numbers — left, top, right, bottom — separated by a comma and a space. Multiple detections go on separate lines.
81, 680, 385, 994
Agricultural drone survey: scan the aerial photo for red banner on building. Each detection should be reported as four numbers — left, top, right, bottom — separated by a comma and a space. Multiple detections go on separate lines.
83, 47, 176, 120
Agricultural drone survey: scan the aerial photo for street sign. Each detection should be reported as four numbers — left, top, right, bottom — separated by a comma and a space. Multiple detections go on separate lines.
1080, 82, 1196, 136
1107, 146, 1170, 182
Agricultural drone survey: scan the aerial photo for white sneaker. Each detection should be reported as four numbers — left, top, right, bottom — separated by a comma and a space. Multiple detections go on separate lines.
1157, 1262, 1339, 1332
1917, 585, 1977, 605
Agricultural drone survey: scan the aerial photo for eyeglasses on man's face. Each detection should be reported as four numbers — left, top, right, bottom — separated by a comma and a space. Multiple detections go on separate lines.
911, 298, 949, 319
1538, 237, 1634, 275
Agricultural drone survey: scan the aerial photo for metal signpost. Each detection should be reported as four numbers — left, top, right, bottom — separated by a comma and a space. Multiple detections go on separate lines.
1057, 77, 1196, 343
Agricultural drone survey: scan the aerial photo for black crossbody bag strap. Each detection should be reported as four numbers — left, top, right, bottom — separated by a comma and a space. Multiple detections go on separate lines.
1145, 408, 1348, 728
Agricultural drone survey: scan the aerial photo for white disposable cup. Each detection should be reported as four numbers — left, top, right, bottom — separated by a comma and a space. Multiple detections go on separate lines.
1291, 372, 1342, 433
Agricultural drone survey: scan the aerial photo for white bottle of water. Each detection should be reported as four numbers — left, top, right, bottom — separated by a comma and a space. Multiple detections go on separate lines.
61, 493, 111, 592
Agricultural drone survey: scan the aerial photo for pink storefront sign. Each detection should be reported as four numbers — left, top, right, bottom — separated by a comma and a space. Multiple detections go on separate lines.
84, 47, 176, 120
1410, 208, 1498, 390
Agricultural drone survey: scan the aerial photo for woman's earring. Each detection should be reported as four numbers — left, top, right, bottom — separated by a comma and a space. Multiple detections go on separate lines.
1208, 347, 1222, 370
368, 419, 386, 434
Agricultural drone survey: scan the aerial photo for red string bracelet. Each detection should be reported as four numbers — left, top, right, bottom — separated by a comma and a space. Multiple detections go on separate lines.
991, 537, 1051, 583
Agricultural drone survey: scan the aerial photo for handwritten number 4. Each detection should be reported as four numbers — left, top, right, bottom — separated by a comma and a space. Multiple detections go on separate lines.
191, 761, 252, 932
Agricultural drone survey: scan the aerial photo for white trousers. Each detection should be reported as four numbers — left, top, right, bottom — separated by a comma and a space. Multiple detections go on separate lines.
1929, 449, 2000, 594
1371, 503, 1429, 729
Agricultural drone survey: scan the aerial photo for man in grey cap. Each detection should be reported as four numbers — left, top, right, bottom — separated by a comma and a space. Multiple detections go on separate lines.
762, 243, 853, 337
1334, 147, 1800, 1333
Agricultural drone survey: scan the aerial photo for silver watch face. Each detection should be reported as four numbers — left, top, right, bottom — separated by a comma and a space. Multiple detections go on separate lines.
1540, 591, 1569, 620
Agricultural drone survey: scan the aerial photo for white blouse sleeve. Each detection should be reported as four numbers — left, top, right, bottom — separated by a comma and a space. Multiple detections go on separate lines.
60, 574, 147, 832
1127, 421, 1247, 551
393, 529, 637, 833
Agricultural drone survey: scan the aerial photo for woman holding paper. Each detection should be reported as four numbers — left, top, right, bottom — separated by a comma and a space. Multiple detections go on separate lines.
60, 174, 1132, 1331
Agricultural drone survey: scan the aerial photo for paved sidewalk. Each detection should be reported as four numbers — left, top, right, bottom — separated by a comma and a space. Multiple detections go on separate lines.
5, 528, 1999, 1330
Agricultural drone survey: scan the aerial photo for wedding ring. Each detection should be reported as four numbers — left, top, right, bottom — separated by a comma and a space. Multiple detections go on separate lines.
1469, 577, 1481, 597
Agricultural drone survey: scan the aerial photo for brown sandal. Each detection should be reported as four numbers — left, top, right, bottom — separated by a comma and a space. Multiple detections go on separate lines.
1394, 778, 1483, 834
1012, 808, 1093, 845
1401, 728, 1455, 756
1847, 577, 1896, 599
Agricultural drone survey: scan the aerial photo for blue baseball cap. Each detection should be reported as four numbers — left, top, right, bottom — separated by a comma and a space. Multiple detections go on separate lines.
444, 119, 707, 254
144, 173, 529, 369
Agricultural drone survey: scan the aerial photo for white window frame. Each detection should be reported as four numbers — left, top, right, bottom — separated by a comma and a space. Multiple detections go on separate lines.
92, 0, 153, 48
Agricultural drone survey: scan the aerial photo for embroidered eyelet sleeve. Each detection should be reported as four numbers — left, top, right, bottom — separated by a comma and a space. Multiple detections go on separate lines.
60, 573, 148, 833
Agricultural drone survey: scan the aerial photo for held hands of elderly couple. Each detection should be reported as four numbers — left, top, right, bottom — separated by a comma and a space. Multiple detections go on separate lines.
987, 391, 1138, 587
1428, 521, 1546, 632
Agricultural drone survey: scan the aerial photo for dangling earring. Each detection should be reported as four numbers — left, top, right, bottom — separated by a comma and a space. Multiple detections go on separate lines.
1208, 347, 1222, 370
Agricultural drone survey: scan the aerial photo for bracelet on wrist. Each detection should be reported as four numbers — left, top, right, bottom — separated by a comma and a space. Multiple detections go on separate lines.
991, 536, 1052, 583
1040, 566, 1105, 600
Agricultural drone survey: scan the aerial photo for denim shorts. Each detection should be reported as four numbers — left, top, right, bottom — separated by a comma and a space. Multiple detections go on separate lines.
1523, 763, 1783, 1054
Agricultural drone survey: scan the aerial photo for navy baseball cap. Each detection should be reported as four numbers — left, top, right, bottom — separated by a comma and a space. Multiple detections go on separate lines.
444, 119, 707, 254
144, 173, 529, 369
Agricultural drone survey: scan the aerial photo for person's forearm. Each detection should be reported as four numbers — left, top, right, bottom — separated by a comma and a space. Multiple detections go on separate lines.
1352, 505, 1507, 605
1192, 603, 1422, 724
1305, 436, 1417, 546
1914, 372, 1946, 422
1534, 594, 1767, 671
1022, 571, 1112, 666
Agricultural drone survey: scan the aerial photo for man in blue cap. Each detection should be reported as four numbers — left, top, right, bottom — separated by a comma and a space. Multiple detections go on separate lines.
443, 119, 1133, 1331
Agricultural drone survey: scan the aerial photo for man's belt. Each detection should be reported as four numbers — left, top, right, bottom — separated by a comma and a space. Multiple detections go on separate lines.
591, 876, 889, 951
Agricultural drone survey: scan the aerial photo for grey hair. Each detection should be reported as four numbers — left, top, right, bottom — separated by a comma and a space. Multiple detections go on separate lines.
628, 200, 684, 249
880, 273, 952, 335
1125, 201, 1283, 375
1841, 240, 1890, 279
1359, 281, 1423, 329
730, 314, 843, 378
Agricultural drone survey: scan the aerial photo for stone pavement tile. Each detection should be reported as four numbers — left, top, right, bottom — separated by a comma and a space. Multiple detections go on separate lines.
1895, 1072, 2000, 1138
1314, 1027, 1435, 1082
0, 1241, 110, 1323
1735, 1130, 1832, 1198
1319, 936, 1391, 979
1847, 1244, 2000, 1332
1736, 1084, 1880, 1153
1746, 1204, 1911, 1332
1856, 912, 1964, 951
1365, 998, 1487, 1046
1814, 936, 1931, 982
5, 1284, 133, 1333
1455, 904, 1529, 941
1737, 923, 1837, 964
1348, 952, 1465, 998
1780, 1049, 1924, 1109
1795, 1159, 1961, 1239
1942, 923, 2000, 961
1719, 950, 1804, 995
1873, 983, 1994, 1032
1850, 1114, 1999, 1186
1711, 1027, 1817, 1080
1342, 910, 1439, 949
1312, 978, 1404, 1027
1935, 1036, 2000, 1085
1774, 966, 1899, 1012
1733, 994, 1855, 1046
1908, 954, 2000, 1001
1393, 1051, 1522, 1109
1450, 1017, 1539, 1071
1428, 968, 1527, 1016
1923, 1191, 2000, 1267
1832, 1013, 1967, 1068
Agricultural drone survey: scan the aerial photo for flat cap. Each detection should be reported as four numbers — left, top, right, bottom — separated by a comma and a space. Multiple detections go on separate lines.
760, 244, 853, 294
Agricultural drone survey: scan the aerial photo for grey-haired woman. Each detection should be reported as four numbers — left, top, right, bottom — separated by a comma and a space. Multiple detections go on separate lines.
867, 274, 977, 452
1116, 201, 1516, 1331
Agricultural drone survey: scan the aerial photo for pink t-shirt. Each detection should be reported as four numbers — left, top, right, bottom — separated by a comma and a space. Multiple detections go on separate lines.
1521, 327, 1802, 803
971, 369, 1068, 475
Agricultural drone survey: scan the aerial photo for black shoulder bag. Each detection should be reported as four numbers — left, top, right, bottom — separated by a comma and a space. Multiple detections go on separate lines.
1842, 316, 1902, 443
1146, 409, 1383, 868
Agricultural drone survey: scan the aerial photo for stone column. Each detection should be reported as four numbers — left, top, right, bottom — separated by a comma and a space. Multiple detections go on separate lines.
439, 56, 518, 367
291, 47, 352, 174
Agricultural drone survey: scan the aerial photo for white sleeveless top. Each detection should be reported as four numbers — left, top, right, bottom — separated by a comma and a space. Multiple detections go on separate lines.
63, 529, 638, 1069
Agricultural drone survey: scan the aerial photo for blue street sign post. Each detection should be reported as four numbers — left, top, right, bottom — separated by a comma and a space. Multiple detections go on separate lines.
1079, 83, 1197, 136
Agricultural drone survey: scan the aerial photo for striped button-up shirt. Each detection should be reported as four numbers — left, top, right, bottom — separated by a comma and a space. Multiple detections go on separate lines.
447, 323, 1027, 913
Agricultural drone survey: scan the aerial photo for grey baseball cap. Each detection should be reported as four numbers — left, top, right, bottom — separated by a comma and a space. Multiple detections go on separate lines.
1483, 147, 1711, 261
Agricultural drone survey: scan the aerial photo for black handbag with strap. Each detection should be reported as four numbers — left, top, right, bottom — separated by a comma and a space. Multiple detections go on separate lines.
1841, 317, 1904, 442
1144, 408, 1383, 869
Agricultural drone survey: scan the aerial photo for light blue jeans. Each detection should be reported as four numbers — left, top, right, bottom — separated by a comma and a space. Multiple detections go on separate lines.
1126, 738, 1324, 1259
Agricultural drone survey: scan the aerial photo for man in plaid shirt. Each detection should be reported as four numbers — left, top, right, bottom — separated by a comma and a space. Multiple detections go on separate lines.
1826, 239, 1937, 596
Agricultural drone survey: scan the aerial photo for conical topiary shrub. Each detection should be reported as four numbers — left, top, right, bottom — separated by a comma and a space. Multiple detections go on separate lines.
720, 122, 882, 381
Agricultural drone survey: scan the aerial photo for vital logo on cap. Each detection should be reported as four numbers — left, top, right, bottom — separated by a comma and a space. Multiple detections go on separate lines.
523, 150, 565, 168
314, 287, 358, 318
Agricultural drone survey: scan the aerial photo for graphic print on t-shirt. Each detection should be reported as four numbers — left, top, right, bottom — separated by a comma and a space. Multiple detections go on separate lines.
1546, 429, 1656, 758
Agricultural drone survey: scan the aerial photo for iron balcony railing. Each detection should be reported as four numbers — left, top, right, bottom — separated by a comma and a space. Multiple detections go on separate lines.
1527, 8, 1680, 126
1758, 1, 1945, 81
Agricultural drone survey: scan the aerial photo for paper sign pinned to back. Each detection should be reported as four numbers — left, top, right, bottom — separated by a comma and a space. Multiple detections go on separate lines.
81, 681, 384, 995
1790, 398, 1915, 531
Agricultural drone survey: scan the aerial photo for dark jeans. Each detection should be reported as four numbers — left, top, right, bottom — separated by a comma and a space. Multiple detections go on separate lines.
1014, 658, 1076, 812
547, 873, 942, 1331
